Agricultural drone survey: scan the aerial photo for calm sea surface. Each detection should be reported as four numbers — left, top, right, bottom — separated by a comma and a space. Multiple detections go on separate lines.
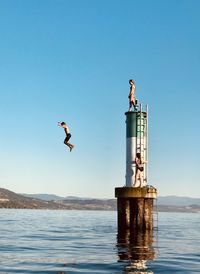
0, 209, 199, 273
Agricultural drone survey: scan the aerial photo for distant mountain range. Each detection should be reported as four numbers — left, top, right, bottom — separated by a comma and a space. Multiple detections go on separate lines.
0, 188, 200, 212
157, 195, 200, 206
0, 188, 114, 210
21, 193, 65, 201
21, 193, 92, 201
0, 188, 70, 210
21, 193, 200, 206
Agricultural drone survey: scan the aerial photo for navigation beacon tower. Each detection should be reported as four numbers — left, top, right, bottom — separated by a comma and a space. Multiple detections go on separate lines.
115, 80, 157, 233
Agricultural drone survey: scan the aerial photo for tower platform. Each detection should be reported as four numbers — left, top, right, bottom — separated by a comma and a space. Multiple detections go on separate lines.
115, 186, 157, 199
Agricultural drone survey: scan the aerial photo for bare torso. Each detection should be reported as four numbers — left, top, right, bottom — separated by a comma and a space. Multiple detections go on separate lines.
63, 124, 70, 135
129, 83, 135, 101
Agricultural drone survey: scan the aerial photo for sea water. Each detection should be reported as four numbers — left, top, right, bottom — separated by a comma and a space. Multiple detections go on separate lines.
0, 209, 199, 273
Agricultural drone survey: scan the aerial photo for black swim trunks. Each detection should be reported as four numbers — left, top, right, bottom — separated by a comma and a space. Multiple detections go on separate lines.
64, 133, 71, 142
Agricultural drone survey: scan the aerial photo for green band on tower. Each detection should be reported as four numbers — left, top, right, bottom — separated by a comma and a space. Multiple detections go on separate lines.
125, 111, 138, 138
125, 111, 147, 138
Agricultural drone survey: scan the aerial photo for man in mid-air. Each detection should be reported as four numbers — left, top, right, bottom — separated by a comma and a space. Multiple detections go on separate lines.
58, 121, 74, 152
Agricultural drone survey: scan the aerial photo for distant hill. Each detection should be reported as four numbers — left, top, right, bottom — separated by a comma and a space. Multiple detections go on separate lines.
0, 188, 115, 210
58, 198, 116, 210
21, 193, 65, 201
24, 193, 200, 206
0, 188, 200, 212
157, 196, 200, 206
21, 194, 93, 201
0, 188, 70, 209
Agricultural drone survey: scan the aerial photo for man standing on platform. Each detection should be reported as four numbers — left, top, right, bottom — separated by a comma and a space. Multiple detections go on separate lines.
128, 79, 137, 111
135, 152, 144, 187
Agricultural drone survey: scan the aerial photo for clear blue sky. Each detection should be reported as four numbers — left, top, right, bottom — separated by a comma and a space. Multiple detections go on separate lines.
0, 0, 200, 198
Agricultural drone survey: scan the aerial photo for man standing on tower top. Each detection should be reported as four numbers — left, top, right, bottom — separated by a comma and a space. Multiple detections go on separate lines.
128, 79, 137, 111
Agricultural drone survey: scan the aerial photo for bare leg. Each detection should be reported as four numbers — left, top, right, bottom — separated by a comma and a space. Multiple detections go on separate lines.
129, 101, 134, 111
68, 142, 74, 151
139, 172, 144, 187
129, 99, 137, 111
64, 137, 74, 152
135, 169, 138, 186
66, 142, 74, 151
135, 169, 143, 187
139, 172, 142, 187
64, 141, 74, 151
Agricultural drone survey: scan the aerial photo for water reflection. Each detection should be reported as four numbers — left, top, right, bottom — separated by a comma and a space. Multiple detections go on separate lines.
117, 229, 156, 273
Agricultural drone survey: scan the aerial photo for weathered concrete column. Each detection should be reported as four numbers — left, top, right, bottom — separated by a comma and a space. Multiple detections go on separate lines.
115, 187, 157, 232
117, 198, 130, 231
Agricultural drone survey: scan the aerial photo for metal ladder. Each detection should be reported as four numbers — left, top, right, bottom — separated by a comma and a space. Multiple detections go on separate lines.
136, 104, 148, 183
153, 197, 159, 253
154, 197, 159, 230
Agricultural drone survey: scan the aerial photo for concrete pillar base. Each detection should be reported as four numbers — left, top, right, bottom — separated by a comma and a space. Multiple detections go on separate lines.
115, 186, 157, 232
